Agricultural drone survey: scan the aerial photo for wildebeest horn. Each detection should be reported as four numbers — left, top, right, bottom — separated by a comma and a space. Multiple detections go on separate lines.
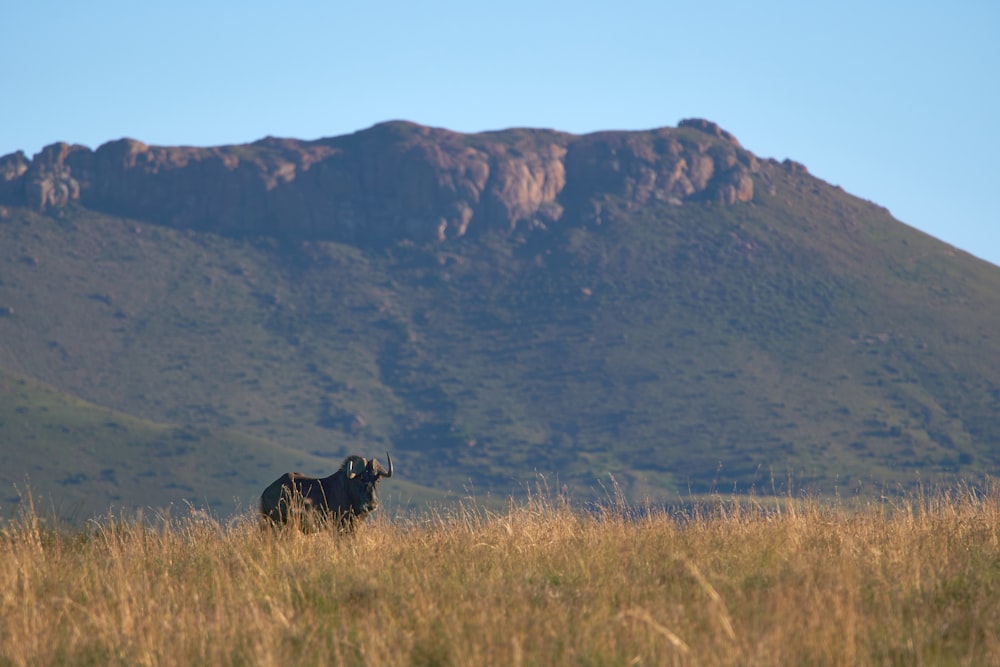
383, 451, 393, 478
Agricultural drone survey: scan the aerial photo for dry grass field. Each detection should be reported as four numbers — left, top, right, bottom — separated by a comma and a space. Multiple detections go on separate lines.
2, 485, 999, 666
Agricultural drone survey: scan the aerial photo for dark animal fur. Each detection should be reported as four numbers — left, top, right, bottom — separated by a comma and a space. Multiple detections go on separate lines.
259, 454, 392, 531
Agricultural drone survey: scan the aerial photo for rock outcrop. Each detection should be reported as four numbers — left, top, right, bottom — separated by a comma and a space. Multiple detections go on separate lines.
0, 151, 30, 203
24, 143, 87, 210
0, 119, 757, 243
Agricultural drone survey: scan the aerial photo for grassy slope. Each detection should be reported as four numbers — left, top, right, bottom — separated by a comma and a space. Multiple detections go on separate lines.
375, 161, 1000, 497
0, 365, 262, 516
1, 154, 999, 513
0, 366, 440, 520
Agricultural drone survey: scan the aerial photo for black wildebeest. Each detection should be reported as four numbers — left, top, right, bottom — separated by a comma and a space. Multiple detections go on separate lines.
259, 453, 393, 531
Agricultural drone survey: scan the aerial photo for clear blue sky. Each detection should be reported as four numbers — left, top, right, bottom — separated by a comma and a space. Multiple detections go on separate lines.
4, 1, 998, 265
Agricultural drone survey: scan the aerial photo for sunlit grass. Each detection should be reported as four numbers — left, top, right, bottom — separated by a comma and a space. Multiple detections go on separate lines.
2, 485, 1000, 665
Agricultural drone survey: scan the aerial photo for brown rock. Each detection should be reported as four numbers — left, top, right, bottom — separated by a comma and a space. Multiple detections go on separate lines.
24, 143, 88, 210
678, 118, 741, 146
3, 119, 757, 242
564, 125, 754, 208
0, 151, 29, 204
0, 151, 29, 183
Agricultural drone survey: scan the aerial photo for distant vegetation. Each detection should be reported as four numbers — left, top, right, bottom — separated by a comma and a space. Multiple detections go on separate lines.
0, 366, 442, 520
2, 487, 999, 665
2, 122, 1000, 516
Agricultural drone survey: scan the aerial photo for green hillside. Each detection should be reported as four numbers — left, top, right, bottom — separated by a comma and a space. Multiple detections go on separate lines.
0, 367, 445, 521
1, 129, 998, 517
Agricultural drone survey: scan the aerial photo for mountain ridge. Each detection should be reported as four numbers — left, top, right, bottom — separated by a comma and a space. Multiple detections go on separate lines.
0, 119, 998, 519
0, 119, 756, 244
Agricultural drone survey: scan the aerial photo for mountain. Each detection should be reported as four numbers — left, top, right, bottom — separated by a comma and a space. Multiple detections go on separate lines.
0, 119, 998, 518
0, 118, 753, 243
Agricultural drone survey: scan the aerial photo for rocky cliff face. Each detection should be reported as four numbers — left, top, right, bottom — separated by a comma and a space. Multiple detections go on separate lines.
0, 119, 758, 243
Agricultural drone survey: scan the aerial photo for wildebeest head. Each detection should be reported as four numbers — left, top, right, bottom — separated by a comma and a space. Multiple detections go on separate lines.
341, 453, 394, 516
259, 452, 394, 531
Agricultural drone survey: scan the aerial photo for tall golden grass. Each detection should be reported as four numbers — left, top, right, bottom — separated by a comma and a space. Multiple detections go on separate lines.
2, 485, 999, 666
